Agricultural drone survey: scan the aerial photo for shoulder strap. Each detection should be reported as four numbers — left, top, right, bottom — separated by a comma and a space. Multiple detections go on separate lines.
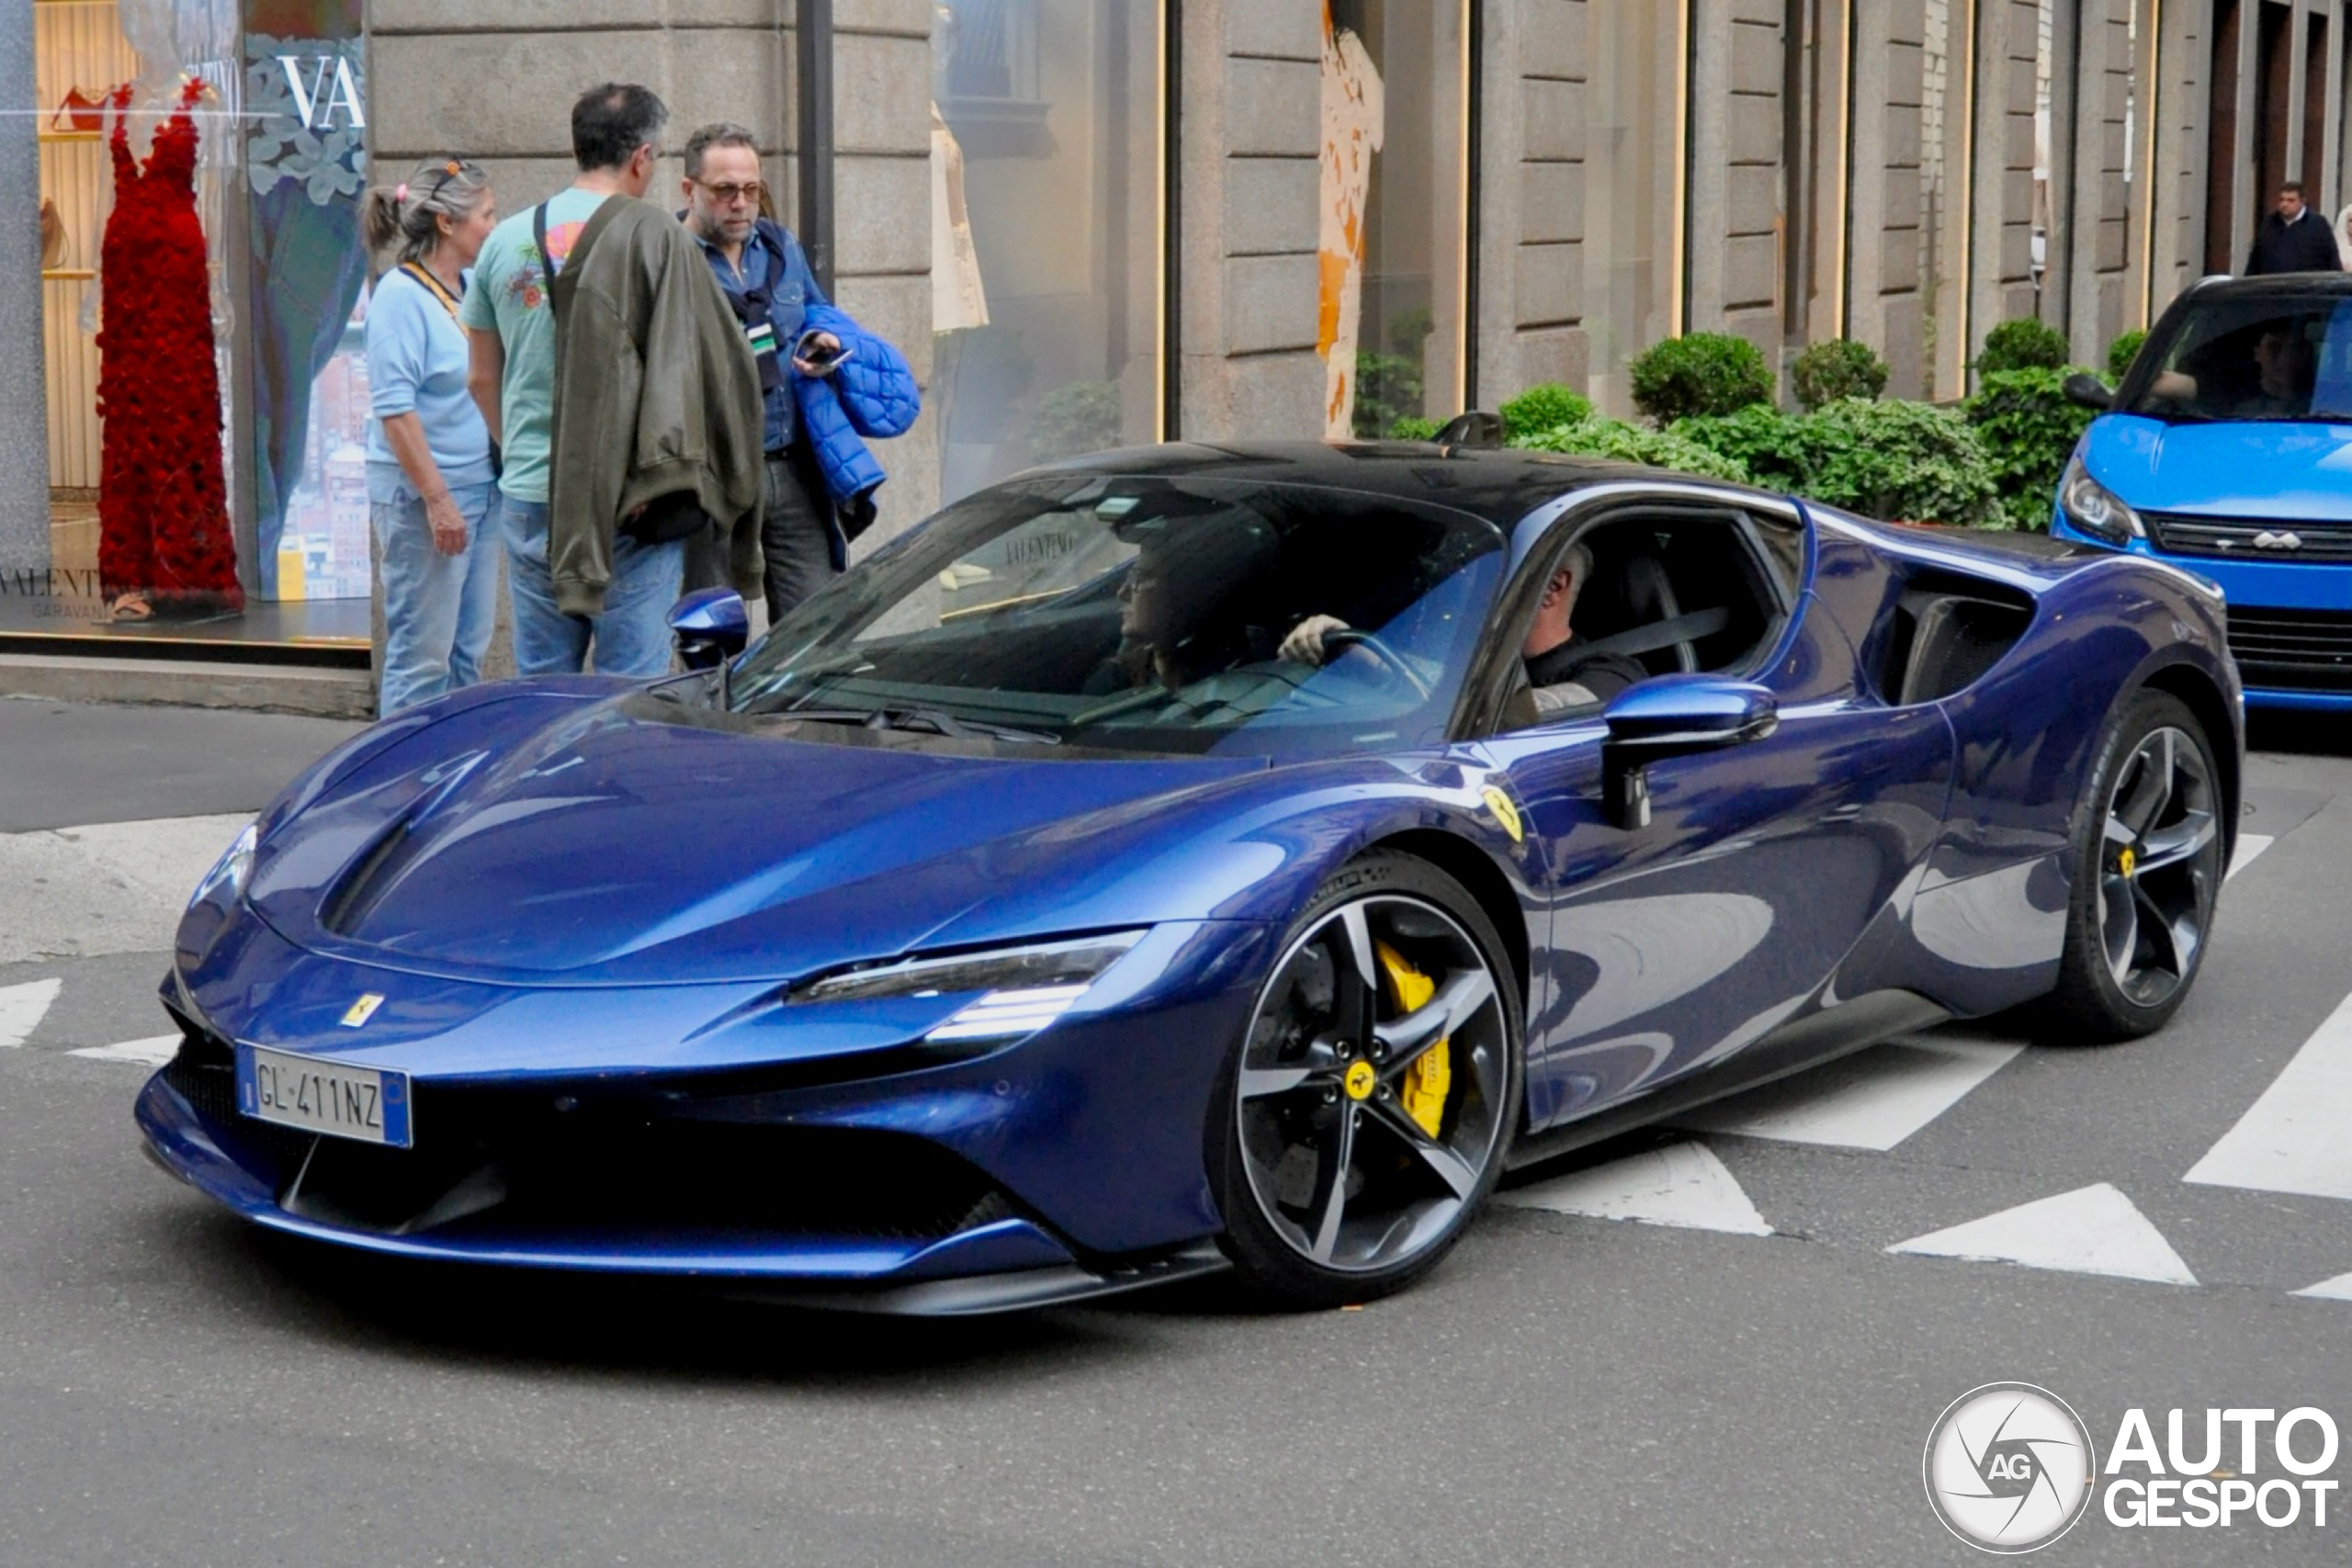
756, 219, 792, 294
398, 261, 461, 321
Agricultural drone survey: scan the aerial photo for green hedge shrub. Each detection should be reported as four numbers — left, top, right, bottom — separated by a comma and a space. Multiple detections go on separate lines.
1511, 415, 1753, 483
1966, 367, 2098, 529
1669, 404, 1812, 489
1791, 338, 1889, 410
1498, 383, 1594, 441
1797, 399, 1999, 526
2107, 329, 2148, 383
1628, 333, 1775, 425
1386, 414, 1443, 441
1975, 317, 2069, 374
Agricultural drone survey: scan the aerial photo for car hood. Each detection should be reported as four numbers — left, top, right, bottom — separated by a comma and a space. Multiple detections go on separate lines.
2085, 412, 2352, 518
244, 693, 1271, 987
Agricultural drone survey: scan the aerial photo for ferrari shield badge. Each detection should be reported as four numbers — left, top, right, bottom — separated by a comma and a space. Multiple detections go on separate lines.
1479, 784, 1524, 844
340, 993, 385, 1029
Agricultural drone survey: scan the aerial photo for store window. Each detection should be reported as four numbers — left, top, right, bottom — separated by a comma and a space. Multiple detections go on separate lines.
1317, 0, 1470, 439
22, 0, 368, 643
931, 0, 1162, 505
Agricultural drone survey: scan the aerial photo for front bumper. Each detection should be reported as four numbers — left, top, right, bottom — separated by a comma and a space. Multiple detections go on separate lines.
2050, 513, 2352, 708
141, 912, 1276, 1306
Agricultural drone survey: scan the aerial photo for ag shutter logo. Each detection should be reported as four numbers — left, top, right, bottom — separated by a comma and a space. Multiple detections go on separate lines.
1923, 1383, 2098, 1553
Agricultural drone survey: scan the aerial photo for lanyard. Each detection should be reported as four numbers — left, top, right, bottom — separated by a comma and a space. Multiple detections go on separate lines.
400, 261, 462, 322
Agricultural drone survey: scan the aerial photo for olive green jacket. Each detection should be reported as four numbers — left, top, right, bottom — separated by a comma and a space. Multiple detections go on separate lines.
546, 197, 765, 617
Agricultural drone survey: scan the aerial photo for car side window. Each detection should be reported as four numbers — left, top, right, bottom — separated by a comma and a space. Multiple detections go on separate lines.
1489, 509, 1789, 734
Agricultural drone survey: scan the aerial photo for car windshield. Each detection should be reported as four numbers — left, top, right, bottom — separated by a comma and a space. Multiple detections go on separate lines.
2123, 295, 2352, 423
728, 475, 1508, 760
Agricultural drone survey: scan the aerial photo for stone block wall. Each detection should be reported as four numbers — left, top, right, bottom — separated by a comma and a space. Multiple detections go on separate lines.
1847, 0, 1930, 397
1476, 0, 1589, 404
0, 0, 48, 580
1175, 2, 1326, 442
1685, 0, 1785, 368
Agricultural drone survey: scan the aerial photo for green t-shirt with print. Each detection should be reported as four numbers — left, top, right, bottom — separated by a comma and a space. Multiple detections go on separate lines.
458, 186, 612, 504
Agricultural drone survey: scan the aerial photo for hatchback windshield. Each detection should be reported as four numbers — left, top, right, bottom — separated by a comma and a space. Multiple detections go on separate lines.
728, 475, 1508, 759
2124, 295, 2352, 423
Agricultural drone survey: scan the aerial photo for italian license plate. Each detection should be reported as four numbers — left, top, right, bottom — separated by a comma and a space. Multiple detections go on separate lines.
234, 1043, 412, 1148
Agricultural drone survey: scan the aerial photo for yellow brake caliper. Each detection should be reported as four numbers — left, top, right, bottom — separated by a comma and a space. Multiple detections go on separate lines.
1374, 941, 1451, 1138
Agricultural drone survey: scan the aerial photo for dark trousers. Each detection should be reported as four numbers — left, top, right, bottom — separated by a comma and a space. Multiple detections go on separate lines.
680, 444, 837, 621
759, 444, 837, 622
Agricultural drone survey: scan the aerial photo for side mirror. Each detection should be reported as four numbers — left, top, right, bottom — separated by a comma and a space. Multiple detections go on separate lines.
670, 588, 749, 672
1600, 676, 1779, 829
2062, 372, 2115, 412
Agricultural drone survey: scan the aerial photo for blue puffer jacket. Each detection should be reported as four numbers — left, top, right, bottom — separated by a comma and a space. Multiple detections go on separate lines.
791, 301, 921, 567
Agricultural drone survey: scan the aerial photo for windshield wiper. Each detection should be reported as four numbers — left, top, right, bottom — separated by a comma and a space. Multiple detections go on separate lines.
766, 705, 1061, 745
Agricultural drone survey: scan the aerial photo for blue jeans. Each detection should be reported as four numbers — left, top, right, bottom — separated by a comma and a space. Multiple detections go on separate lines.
373, 483, 505, 716
501, 499, 685, 678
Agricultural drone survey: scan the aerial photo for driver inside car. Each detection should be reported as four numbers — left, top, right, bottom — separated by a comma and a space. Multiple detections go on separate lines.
2147, 321, 2317, 417
1279, 540, 1647, 716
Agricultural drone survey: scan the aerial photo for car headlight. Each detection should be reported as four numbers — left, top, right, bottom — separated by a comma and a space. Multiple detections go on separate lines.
793, 931, 1148, 1042
187, 821, 259, 910
2059, 456, 2143, 546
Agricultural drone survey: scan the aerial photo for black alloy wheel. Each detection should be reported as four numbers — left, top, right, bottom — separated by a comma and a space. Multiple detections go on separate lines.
2045, 690, 2225, 1041
1211, 852, 1521, 1307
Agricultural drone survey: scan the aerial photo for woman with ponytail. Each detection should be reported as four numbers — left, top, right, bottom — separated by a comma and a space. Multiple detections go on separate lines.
362, 156, 503, 715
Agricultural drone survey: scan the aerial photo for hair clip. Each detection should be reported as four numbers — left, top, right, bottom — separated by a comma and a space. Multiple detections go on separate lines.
395, 182, 410, 201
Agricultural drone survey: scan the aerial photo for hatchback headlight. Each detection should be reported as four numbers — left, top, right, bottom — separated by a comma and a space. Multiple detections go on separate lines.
793, 931, 1148, 1043
2059, 456, 2143, 546
188, 821, 258, 910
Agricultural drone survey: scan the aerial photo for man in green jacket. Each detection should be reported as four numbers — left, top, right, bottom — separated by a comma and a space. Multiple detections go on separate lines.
545, 183, 765, 628
463, 83, 763, 677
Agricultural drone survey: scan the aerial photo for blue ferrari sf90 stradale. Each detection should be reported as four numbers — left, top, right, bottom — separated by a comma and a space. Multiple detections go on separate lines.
141, 444, 2241, 1311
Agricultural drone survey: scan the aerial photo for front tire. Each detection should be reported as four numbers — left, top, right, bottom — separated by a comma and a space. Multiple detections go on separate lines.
1208, 852, 1523, 1308
2042, 690, 2224, 1042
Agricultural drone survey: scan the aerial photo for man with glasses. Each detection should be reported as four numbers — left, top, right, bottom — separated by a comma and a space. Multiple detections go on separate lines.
679, 123, 842, 619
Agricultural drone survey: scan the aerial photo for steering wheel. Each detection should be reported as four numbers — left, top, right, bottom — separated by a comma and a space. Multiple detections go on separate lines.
1320, 628, 1434, 702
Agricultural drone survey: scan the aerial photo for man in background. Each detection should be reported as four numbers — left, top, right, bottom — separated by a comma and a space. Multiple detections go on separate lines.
2247, 181, 2343, 275
463, 82, 684, 675
676, 122, 842, 620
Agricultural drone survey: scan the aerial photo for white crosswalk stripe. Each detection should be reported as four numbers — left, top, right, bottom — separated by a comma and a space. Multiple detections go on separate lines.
1678, 1034, 2023, 1150
2184, 987, 2352, 1202
1889, 1184, 2199, 1286
1501, 1142, 1773, 1235
2228, 832, 2277, 880
67, 1036, 181, 1067
0, 977, 61, 1048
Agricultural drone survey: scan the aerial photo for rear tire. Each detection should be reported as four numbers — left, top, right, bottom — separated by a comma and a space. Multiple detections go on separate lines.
2041, 690, 2224, 1042
1207, 852, 1523, 1308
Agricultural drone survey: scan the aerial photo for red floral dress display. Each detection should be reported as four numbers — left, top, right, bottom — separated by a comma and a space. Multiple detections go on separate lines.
96, 80, 243, 615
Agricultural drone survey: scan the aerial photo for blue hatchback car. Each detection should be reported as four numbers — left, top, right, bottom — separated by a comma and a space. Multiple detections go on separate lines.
2057, 274, 2352, 709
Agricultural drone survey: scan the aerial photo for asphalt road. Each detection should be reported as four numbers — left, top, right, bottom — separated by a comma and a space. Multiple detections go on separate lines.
4, 694, 2351, 1567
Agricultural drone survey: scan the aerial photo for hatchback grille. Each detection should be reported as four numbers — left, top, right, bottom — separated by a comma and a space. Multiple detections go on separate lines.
2227, 606, 2352, 693
2144, 512, 2352, 565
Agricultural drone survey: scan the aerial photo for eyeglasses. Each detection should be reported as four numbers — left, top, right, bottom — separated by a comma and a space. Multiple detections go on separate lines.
695, 179, 766, 206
